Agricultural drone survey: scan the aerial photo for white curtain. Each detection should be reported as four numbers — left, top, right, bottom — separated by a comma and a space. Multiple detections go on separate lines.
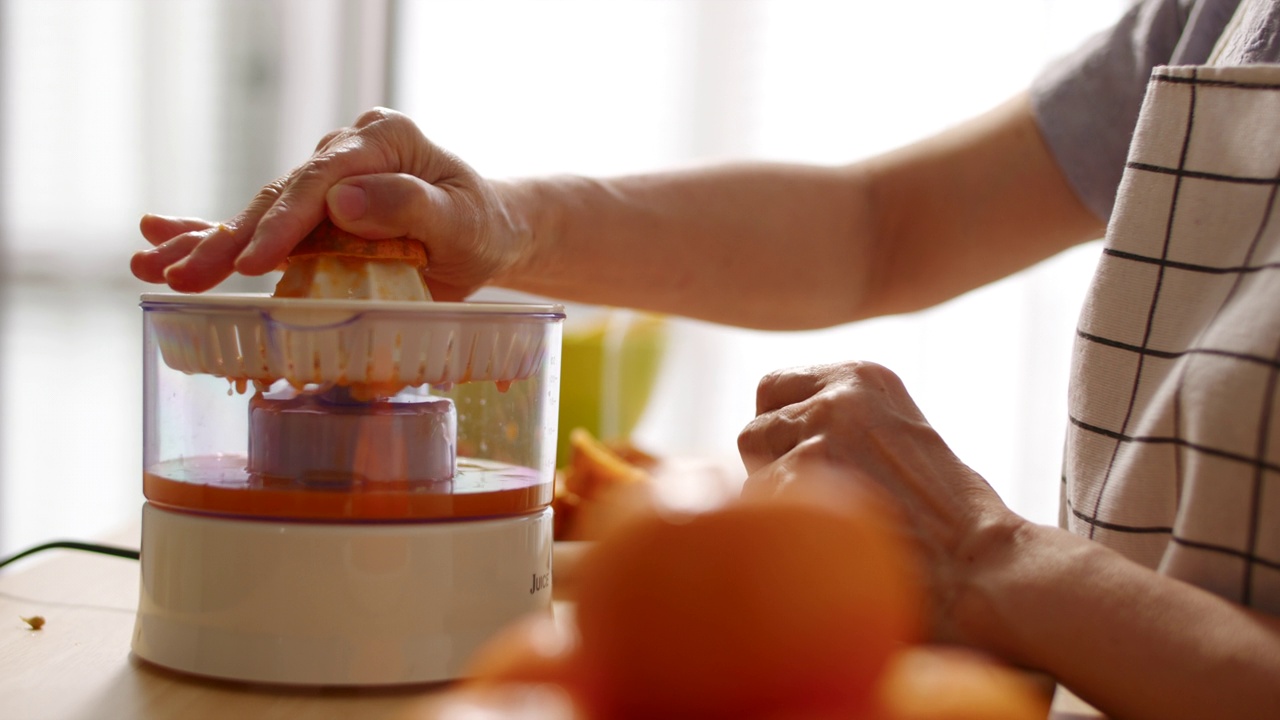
3, 0, 390, 274
0, 0, 1125, 554
0, 0, 390, 554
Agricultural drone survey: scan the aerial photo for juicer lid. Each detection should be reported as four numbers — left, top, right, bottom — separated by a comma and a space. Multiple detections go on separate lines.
140, 292, 565, 317
142, 292, 564, 387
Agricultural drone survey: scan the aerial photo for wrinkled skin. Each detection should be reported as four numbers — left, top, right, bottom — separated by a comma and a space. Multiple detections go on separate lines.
737, 360, 1023, 643
131, 108, 523, 300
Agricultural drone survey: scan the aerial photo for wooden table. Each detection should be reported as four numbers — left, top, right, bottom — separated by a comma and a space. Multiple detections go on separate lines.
0, 524, 1104, 720
1, 524, 451, 720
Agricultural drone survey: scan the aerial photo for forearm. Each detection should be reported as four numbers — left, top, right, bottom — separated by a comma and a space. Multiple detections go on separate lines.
493, 93, 1104, 329
495, 163, 877, 329
958, 520, 1280, 720
862, 92, 1105, 317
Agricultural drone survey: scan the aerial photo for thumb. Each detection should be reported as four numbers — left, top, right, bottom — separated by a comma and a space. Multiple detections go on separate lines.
325, 174, 453, 241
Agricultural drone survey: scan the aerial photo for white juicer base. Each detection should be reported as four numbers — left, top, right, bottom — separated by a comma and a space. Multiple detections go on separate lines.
131, 503, 553, 686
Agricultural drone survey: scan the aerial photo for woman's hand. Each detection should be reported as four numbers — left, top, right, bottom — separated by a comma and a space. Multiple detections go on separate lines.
131, 107, 526, 299
737, 360, 1025, 643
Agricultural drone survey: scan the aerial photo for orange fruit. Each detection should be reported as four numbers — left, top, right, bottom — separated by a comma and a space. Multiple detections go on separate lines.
461, 610, 583, 688
871, 646, 1051, 720
272, 220, 431, 301
572, 480, 924, 719
288, 220, 427, 265
562, 427, 648, 500
551, 474, 583, 541
459, 608, 616, 715
398, 683, 589, 720
554, 428, 667, 542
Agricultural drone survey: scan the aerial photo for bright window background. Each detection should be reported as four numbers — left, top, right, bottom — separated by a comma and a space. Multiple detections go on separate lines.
0, 0, 1126, 555
393, 0, 1126, 525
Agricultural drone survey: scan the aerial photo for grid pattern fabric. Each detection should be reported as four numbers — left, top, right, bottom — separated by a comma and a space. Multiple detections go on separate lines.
1063, 64, 1280, 614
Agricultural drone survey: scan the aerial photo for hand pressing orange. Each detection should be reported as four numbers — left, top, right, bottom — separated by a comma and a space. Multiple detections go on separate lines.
134, 108, 518, 299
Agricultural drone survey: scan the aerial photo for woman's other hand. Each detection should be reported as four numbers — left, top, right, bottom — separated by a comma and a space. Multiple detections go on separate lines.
737, 360, 1025, 644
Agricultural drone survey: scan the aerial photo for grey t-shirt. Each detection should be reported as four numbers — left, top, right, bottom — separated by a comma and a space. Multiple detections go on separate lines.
1031, 0, 1280, 221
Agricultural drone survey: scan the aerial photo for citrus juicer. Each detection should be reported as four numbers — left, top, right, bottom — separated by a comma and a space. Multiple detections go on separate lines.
131, 225, 565, 685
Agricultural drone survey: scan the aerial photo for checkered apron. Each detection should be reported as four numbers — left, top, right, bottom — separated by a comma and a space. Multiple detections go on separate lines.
1063, 64, 1280, 614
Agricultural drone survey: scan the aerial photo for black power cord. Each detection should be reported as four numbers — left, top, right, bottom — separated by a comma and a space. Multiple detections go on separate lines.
0, 540, 140, 570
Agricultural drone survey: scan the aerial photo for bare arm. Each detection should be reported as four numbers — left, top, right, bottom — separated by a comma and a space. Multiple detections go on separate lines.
495, 91, 1105, 328
740, 361, 1280, 720
962, 521, 1280, 720
134, 93, 1102, 328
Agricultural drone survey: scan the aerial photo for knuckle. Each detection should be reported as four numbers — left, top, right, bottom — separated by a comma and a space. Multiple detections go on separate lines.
355, 107, 421, 139
736, 418, 764, 454
239, 177, 290, 216
303, 154, 336, 180
314, 128, 346, 152
257, 177, 289, 201
792, 436, 832, 464
756, 370, 782, 393
824, 384, 862, 412
288, 153, 345, 190
354, 107, 395, 127
850, 360, 902, 388
755, 365, 792, 397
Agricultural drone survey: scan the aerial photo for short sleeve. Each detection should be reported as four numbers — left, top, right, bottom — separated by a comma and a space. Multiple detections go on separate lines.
1030, 0, 1238, 222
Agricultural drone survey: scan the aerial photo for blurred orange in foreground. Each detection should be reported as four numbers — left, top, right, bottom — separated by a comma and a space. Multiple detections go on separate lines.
873, 646, 1051, 720
403, 476, 1049, 720
572, 481, 924, 719
461, 610, 585, 691
402, 683, 589, 720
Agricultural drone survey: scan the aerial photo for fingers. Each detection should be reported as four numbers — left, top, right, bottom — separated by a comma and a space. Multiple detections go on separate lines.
139, 214, 216, 246
353, 106, 396, 129
738, 362, 892, 476
754, 365, 829, 414
133, 168, 297, 288
138, 107, 465, 289
325, 173, 453, 240
131, 232, 203, 283
145, 113, 394, 281
740, 365, 834, 474
133, 215, 218, 284
237, 109, 433, 275
229, 171, 318, 276
314, 128, 345, 153
155, 224, 247, 293
312, 106, 395, 154
323, 173, 493, 302
237, 146, 390, 275
738, 407, 805, 476
160, 173, 300, 289
226, 113, 384, 270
